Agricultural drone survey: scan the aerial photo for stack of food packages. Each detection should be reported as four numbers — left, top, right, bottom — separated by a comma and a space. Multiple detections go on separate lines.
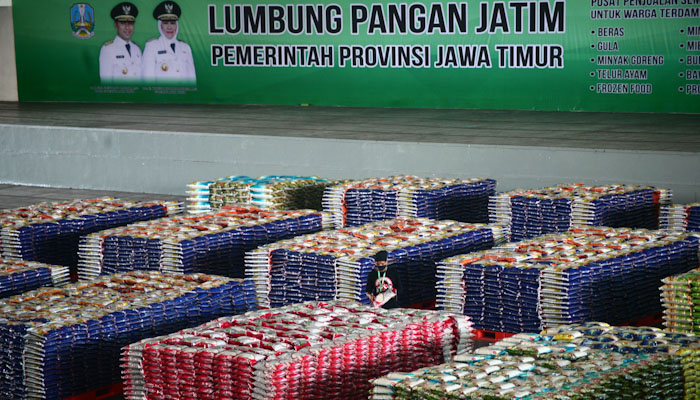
661, 267, 700, 335
0, 198, 183, 274
0, 271, 257, 400
0, 259, 69, 299
489, 183, 672, 241
245, 218, 506, 308
77, 206, 331, 281
186, 176, 337, 213
436, 227, 699, 333
322, 176, 496, 229
371, 322, 698, 400
660, 203, 700, 232
122, 301, 473, 400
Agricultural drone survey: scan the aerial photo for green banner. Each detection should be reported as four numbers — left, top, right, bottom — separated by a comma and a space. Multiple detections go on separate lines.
12, 0, 700, 112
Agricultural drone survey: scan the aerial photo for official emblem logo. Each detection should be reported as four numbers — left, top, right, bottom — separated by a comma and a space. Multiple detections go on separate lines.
70, 3, 95, 39
122, 4, 131, 15
164, 3, 174, 14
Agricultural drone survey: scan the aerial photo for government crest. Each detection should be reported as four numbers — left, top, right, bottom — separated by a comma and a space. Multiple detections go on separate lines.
70, 3, 95, 39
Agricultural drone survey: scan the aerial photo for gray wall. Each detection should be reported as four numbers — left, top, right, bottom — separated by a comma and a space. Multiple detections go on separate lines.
1, 124, 698, 203
0, 5, 17, 102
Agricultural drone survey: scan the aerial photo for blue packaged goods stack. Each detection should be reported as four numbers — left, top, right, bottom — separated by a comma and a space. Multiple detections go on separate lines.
489, 183, 672, 241
245, 218, 506, 308
0, 271, 257, 400
322, 176, 496, 229
436, 227, 699, 333
0, 198, 183, 278
186, 176, 338, 213
77, 206, 331, 280
122, 301, 473, 400
371, 322, 698, 400
660, 267, 700, 336
660, 203, 700, 232
0, 259, 69, 299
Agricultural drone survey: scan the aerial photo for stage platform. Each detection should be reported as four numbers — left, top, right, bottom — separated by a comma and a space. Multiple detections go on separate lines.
1, 101, 698, 202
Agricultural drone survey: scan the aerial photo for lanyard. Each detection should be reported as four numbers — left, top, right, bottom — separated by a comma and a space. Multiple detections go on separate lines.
377, 268, 387, 290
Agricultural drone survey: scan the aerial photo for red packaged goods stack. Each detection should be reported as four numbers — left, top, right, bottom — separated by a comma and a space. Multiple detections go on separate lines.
122, 301, 473, 400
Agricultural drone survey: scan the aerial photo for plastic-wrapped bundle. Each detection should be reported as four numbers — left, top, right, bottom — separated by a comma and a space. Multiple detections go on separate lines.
661, 267, 700, 335
437, 227, 699, 333
0, 198, 183, 277
78, 206, 331, 280
372, 323, 697, 400
490, 183, 672, 241
660, 203, 700, 232
322, 176, 496, 229
245, 218, 506, 308
122, 301, 472, 400
186, 176, 337, 213
541, 322, 699, 400
680, 347, 699, 400
0, 259, 69, 299
0, 271, 257, 400
185, 179, 225, 214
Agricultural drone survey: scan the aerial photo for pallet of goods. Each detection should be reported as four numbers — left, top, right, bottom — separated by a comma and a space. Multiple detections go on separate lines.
322, 176, 496, 228
122, 301, 473, 400
0, 259, 69, 299
660, 203, 700, 232
78, 206, 330, 280
489, 183, 671, 241
371, 322, 698, 400
661, 267, 700, 336
436, 227, 698, 333
0, 271, 256, 400
186, 176, 337, 213
0, 198, 183, 277
245, 218, 506, 308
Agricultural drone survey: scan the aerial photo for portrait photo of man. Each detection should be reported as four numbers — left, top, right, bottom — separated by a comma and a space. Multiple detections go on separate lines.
99, 2, 142, 84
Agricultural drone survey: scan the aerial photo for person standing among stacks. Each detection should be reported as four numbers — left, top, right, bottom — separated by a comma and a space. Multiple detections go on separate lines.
365, 250, 402, 309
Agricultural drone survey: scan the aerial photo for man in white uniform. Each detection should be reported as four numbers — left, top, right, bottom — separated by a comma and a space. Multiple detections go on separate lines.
99, 2, 142, 83
142, 1, 196, 84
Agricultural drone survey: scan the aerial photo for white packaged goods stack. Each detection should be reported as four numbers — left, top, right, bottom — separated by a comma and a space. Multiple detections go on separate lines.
660, 203, 700, 232
245, 218, 506, 308
436, 227, 699, 333
122, 301, 473, 400
489, 183, 672, 241
0, 259, 69, 298
660, 267, 700, 336
0, 198, 183, 278
371, 322, 698, 400
322, 176, 496, 228
78, 206, 331, 280
0, 272, 257, 400
186, 176, 337, 213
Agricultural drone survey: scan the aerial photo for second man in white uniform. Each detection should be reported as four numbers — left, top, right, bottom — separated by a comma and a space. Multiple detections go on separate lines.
142, 1, 196, 84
